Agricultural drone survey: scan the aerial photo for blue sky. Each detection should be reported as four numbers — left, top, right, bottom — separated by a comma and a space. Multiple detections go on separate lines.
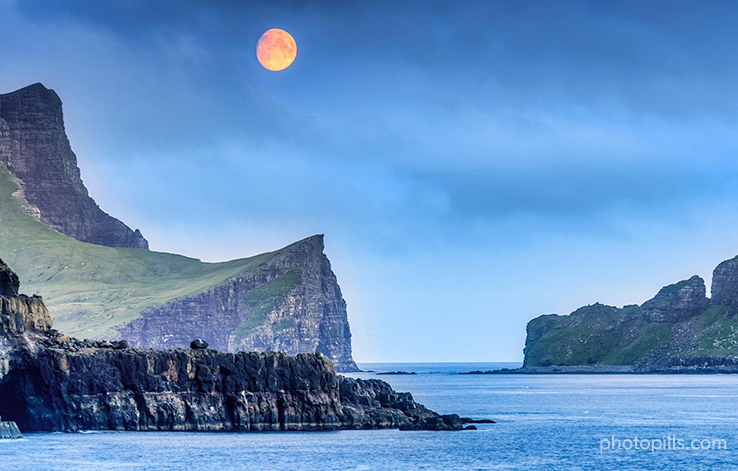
3, 0, 738, 361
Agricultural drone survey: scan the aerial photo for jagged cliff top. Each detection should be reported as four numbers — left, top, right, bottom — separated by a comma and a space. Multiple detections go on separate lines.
0, 82, 62, 103
524, 254, 738, 370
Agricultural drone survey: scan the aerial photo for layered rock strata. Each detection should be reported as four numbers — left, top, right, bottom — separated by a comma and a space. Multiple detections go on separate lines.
0, 83, 148, 249
0, 260, 461, 432
114, 235, 358, 372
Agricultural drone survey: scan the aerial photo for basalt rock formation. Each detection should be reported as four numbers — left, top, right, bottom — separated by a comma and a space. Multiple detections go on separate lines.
0, 83, 358, 371
0, 83, 148, 249
0, 261, 462, 432
0, 259, 52, 340
522, 255, 738, 372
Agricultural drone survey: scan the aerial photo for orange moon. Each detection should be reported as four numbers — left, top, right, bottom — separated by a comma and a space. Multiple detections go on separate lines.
256, 28, 297, 71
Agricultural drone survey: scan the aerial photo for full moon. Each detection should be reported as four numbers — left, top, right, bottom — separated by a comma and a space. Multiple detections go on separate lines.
256, 28, 297, 71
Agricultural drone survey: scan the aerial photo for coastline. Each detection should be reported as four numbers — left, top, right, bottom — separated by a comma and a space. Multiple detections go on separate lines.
462, 365, 738, 375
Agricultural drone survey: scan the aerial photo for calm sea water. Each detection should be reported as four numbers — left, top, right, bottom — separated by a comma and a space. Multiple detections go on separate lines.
1, 362, 737, 470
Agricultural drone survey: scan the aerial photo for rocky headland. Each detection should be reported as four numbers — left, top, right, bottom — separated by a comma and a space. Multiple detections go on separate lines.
0, 259, 462, 432
114, 234, 358, 372
0, 83, 358, 371
520, 255, 738, 373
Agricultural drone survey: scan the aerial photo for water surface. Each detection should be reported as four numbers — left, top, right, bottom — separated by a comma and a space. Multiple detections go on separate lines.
1, 362, 736, 470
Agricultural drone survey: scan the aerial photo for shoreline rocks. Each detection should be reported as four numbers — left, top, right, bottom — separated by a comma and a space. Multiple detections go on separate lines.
0, 420, 21, 438
0, 260, 462, 433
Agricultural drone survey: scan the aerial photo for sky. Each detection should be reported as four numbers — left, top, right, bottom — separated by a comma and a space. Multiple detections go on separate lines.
3, 0, 738, 362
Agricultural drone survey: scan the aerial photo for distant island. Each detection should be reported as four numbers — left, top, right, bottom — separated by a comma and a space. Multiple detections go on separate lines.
516, 256, 738, 373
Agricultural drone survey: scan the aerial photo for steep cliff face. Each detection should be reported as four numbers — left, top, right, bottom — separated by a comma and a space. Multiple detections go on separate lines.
710, 257, 738, 312
640, 275, 708, 323
0, 83, 148, 249
0, 262, 461, 432
0, 83, 358, 371
1, 345, 461, 432
0, 259, 52, 337
523, 260, 738, 371
114, 235, 358, 371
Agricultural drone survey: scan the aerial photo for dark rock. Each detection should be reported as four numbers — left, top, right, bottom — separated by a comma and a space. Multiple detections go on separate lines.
0, 261, 461, 432
0, 292, 52, 337
461, 417, 496, 424
112, 340, 130, 350
464, 425, 478, 430
0, 259, 19, 297
190, 338, 208, 349
0, 84, 148, 249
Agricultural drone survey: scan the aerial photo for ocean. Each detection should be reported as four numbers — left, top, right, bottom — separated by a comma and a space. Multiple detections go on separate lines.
1, 362, 736, 470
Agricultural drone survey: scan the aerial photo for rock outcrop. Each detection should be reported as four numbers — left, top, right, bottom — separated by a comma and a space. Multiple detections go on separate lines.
0, 261, 462, 432
0, 260, 19, 297
640, 275, 708, 323
0, 259, 52, 337
710, 257, 738, 313
0, 83, 148, 249
113, 235, 358, 372
522, 255, 738, 372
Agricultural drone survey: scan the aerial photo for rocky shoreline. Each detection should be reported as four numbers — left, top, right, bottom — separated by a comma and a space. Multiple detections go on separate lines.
462, 363, 738, 374
0, 259, 464, 433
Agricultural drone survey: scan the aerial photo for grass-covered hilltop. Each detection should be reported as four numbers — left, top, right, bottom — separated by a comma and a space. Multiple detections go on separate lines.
524, 260, 738, 372
0, 83, 358, 371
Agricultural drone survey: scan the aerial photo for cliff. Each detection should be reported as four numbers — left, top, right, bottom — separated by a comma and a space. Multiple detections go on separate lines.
0, 83, 148, 249
0, 259, 52, 338
0, 83, 357, 371
523, 259, 738, 372
0, 261, 462, 432
114, 235, 358, 372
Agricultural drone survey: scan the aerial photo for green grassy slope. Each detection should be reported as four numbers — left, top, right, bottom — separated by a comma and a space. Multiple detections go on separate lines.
231, 269, 303, 342
525, 303, 738, 367
524, 304, 676, 367
0, 166, 289, 338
